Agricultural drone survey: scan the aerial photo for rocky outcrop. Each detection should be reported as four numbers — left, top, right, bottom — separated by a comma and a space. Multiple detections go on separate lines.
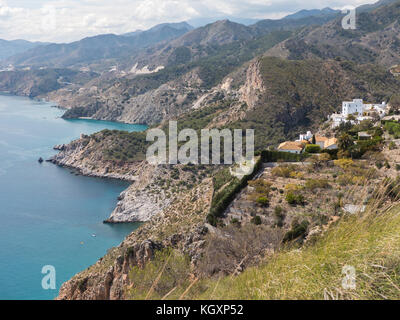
57, 68, 205, 125
239, 59, 265, 110
57, 179, 214, 300
50, 136, 140, 181
49, 133, 212, 223
49, 136, 168, 222
105, 162, 172, 223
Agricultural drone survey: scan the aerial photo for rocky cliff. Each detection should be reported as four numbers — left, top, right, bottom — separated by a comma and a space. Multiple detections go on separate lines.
50, 131, 216, 223
57, 178, 213, 300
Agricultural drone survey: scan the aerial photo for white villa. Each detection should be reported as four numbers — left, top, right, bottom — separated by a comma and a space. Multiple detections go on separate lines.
298, 131, 313, 141
329, 99, 388, 128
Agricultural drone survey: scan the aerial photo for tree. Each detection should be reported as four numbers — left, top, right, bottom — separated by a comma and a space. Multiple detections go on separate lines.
347, 114, 356, 121
338, 133, 354, 151
389, 94, 400, 114
312, 134, 316, 145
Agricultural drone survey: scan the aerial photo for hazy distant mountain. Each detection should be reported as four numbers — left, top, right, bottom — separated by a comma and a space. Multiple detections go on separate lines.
188, 17, 260, 27
0, 39, 47, 61
250, 9, 341, 35
127, 11, 342, 72
122, 22, 193, 37
283, 7, 340, 20
4, 22, 193, 69
265, 0, 400, 67
358, 0, 398, 12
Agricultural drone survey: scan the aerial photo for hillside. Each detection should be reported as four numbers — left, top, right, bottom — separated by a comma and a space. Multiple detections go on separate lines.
170, 57, 400, 150
0, 68, 98, 97
43, 0, 400, 301
53, 122, 400, 299
3, 22, 193, 70
266, 0, 400, 67
0, 39, 47, 61
188, 202, 400, 300
55, 31, 292, 124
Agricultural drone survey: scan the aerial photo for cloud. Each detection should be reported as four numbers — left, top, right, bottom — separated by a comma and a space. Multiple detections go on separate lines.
0, 0, 378, 43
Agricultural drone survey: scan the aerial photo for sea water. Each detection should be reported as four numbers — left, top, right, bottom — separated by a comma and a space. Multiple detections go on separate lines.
0, 95, 146, 300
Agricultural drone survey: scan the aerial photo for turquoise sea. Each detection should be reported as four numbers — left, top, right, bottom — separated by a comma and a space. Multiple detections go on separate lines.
0, 95, 147, 300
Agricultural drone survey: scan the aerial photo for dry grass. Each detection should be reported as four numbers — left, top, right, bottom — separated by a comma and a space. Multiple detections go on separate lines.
189, 185, 400, 300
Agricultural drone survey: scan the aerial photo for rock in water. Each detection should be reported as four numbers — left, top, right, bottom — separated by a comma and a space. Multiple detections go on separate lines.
38, 157, 44, 163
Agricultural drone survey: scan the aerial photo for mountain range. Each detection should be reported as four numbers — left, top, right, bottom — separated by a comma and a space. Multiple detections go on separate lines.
0, 39, 48, 61
0, 7, 344, 71
265, 0, 400, 67
0, 0, 399, 148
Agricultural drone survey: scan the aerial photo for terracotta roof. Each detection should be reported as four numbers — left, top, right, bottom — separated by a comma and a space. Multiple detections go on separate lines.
278, 141, 304, 151
314, 135, 328, 142
324, 138, 338, 148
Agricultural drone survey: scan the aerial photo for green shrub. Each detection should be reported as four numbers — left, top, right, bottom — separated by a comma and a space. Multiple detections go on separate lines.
251, 216, 262, 225
305, 144, 321, 154
283, 220, 309, 243
305, 179, 330, 191
286, 192, 305, 206
256, 196, 270, 207
274, 206, 285, 227
231, 218, 241, 227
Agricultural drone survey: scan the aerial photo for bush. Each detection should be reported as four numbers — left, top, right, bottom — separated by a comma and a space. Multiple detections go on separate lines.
231, 218, 241, 227
251, 216, 262, 225
274, 206, 285, 227
283, 220, 309, 243
261, 150, 305, 162
271, 164, 299, 178
334, 158, 354, 169
286, 192, 305, 206
305, 144, 321, 154
305, 179, 330, 191
256, 196, 270, 207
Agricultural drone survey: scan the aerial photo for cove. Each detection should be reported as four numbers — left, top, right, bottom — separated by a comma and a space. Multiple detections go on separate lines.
0, 95, 147, 300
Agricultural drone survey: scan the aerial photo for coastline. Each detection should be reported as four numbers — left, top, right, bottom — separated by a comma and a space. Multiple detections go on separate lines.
48, 135, 172, 223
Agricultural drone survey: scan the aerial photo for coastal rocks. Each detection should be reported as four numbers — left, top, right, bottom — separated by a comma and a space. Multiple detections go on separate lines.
56, 240, 162, 300
50, 137, 139, 181
38, 157, 44, 163
50, 136, 177, 223
105, 183, 171, 223
57, 179, 214, 300
53, 144, 66, 151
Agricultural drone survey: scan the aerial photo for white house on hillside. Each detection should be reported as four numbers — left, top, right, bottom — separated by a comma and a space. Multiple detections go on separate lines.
298, 131, 313, 141
329, 99, 388, 128
342, 99, 364, 116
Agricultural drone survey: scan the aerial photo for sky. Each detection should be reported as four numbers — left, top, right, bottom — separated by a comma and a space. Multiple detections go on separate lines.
0, 0, 379, 43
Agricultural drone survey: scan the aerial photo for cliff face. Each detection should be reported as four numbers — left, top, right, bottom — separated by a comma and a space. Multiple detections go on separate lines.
56, 68, 205, 125
50, 132, 215, 223
57, 178, 213, 300
239, 59, 266, 110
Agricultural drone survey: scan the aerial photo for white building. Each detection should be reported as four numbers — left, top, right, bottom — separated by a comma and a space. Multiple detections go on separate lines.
297, 131, 313, 141
329, 99, 388, 128
342, 99, 364, 116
